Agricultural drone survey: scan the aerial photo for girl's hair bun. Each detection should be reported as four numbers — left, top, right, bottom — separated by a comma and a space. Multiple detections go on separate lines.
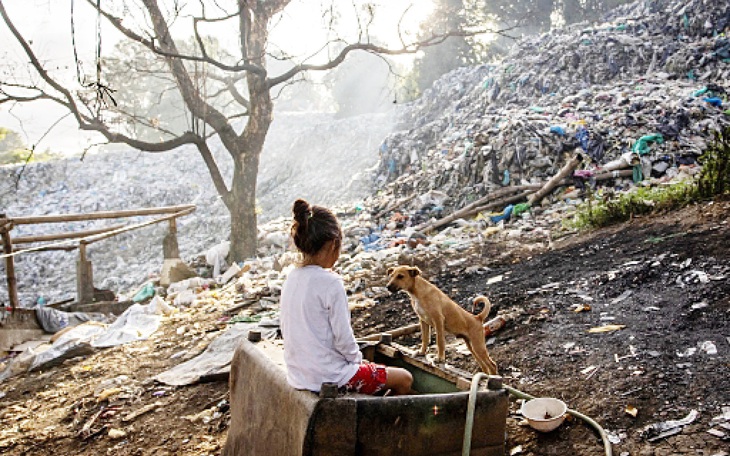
292, 199, 311, 225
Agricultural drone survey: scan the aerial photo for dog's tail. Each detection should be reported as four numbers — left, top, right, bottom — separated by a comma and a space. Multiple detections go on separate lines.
472, 296, 492, 322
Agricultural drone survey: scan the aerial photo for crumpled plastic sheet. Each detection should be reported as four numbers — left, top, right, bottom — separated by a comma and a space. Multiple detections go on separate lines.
0, 299, 169, 383
154, 322, 267, 386
35, 306, 110, 333
90, 302, 163, 348
641, 409, 700, 442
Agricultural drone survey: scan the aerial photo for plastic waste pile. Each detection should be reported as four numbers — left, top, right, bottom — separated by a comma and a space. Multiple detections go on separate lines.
373, 0, 730, 213
1, 0, 728, 310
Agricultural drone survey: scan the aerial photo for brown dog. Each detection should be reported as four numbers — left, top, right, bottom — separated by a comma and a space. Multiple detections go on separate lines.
386, 265, 498, 375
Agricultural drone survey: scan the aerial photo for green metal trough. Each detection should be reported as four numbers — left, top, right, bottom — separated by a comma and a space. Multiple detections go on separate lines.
222, 335, 508, 456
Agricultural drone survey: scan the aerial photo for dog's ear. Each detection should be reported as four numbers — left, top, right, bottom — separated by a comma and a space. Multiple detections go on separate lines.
408, 267, 421, 277
386, 267, 394, 276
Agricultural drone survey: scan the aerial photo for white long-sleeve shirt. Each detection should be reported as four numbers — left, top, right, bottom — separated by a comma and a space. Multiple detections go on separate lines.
280, 265, 362, 391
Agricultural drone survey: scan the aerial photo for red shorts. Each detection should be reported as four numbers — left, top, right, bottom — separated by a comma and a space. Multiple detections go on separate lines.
342, 363, 387, 395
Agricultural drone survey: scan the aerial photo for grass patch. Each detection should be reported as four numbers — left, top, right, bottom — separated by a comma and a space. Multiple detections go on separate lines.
565, 180, 699, 230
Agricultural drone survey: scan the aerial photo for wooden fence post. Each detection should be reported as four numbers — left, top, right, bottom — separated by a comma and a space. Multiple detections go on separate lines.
163, 218, 180, 259
1, 214, 19, 311
76, 243, 95, 304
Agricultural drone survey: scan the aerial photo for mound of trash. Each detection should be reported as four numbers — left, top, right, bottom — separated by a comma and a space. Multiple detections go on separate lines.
2, 0, 728, 310
372, 0, 730, 211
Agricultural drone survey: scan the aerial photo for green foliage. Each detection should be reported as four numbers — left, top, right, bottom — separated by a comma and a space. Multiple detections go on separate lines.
0, 127, 59, 165
0, 127, 30, 165
697, 126, 730, 198
565, 180, 700, 231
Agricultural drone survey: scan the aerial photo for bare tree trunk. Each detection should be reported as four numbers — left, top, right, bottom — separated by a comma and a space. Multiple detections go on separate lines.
227, 0, 274, 262
228, 153, 260, 261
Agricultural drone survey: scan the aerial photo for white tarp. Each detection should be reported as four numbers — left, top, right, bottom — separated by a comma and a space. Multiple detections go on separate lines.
91, 302, 162, 348
154, 323, 257, 386
0, 298, 169, 383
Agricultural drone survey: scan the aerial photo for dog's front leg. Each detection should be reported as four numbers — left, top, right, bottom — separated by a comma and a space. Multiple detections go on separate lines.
418, 320, 431, 356
434, 319, 447, 363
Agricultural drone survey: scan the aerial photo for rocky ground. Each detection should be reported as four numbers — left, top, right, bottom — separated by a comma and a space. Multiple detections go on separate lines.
1, 196, 728, 456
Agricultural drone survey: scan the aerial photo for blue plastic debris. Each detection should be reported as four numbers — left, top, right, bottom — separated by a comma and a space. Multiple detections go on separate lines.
704, 97, 723, 107
550, 126, 566, 136
489, 205, 514, 224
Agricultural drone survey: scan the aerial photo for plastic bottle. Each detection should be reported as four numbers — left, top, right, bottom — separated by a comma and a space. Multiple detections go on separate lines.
483, 316, 506, 337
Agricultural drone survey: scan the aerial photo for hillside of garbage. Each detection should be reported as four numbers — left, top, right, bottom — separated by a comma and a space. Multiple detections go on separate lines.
372, 0, 729, 211
1, 0, 729, 455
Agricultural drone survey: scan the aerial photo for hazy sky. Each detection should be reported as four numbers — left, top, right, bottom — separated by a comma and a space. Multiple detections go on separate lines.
0, 0, 433, 154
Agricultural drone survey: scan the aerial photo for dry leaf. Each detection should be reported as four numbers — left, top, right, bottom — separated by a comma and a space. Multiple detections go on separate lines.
573, 303, 592, 312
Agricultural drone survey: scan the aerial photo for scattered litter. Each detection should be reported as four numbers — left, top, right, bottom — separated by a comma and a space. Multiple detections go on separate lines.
96, 387, 123, 402
700, 341, 718, 355
686, 270, 710, 284
108, 428, 127, 439
585, 365, 600, 380
706, 428, 728, 440
641, 409, 699, 442
711, 407, 730, 425
122, 402, 162, 422
581, 365, 598, 375
677, 347, 697, 358
606, 431, 622, 444
510, 445, 524, 455
216, 263, 242, 285
625, 405, 639, 418
573, 303, 591, 313
587, 324, 626, 333
610, 290, 633, 305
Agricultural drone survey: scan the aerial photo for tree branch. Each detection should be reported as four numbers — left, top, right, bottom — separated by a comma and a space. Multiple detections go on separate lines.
192, 136, 231, 203
267, 27, 511, 88
85, 0, 265, 75
138, 0, 241, 154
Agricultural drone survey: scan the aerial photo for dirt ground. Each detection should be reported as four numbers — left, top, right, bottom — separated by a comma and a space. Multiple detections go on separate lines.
352, 196, 730, 456
1, 197, 728, 456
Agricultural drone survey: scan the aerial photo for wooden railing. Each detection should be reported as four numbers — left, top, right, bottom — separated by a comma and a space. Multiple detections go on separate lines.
1, 204, 196, 310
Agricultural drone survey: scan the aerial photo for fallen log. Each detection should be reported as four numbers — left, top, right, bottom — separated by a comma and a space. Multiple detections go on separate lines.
467, 190, 536, 220
528, 155, 583, 206
414, 185, 541, 233
412, 158, 631, 235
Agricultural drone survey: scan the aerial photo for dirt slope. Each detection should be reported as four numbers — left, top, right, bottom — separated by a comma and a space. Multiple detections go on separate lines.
353, 197, 730, 456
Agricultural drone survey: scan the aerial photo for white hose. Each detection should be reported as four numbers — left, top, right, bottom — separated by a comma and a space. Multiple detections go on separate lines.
462, 375, 613, 456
